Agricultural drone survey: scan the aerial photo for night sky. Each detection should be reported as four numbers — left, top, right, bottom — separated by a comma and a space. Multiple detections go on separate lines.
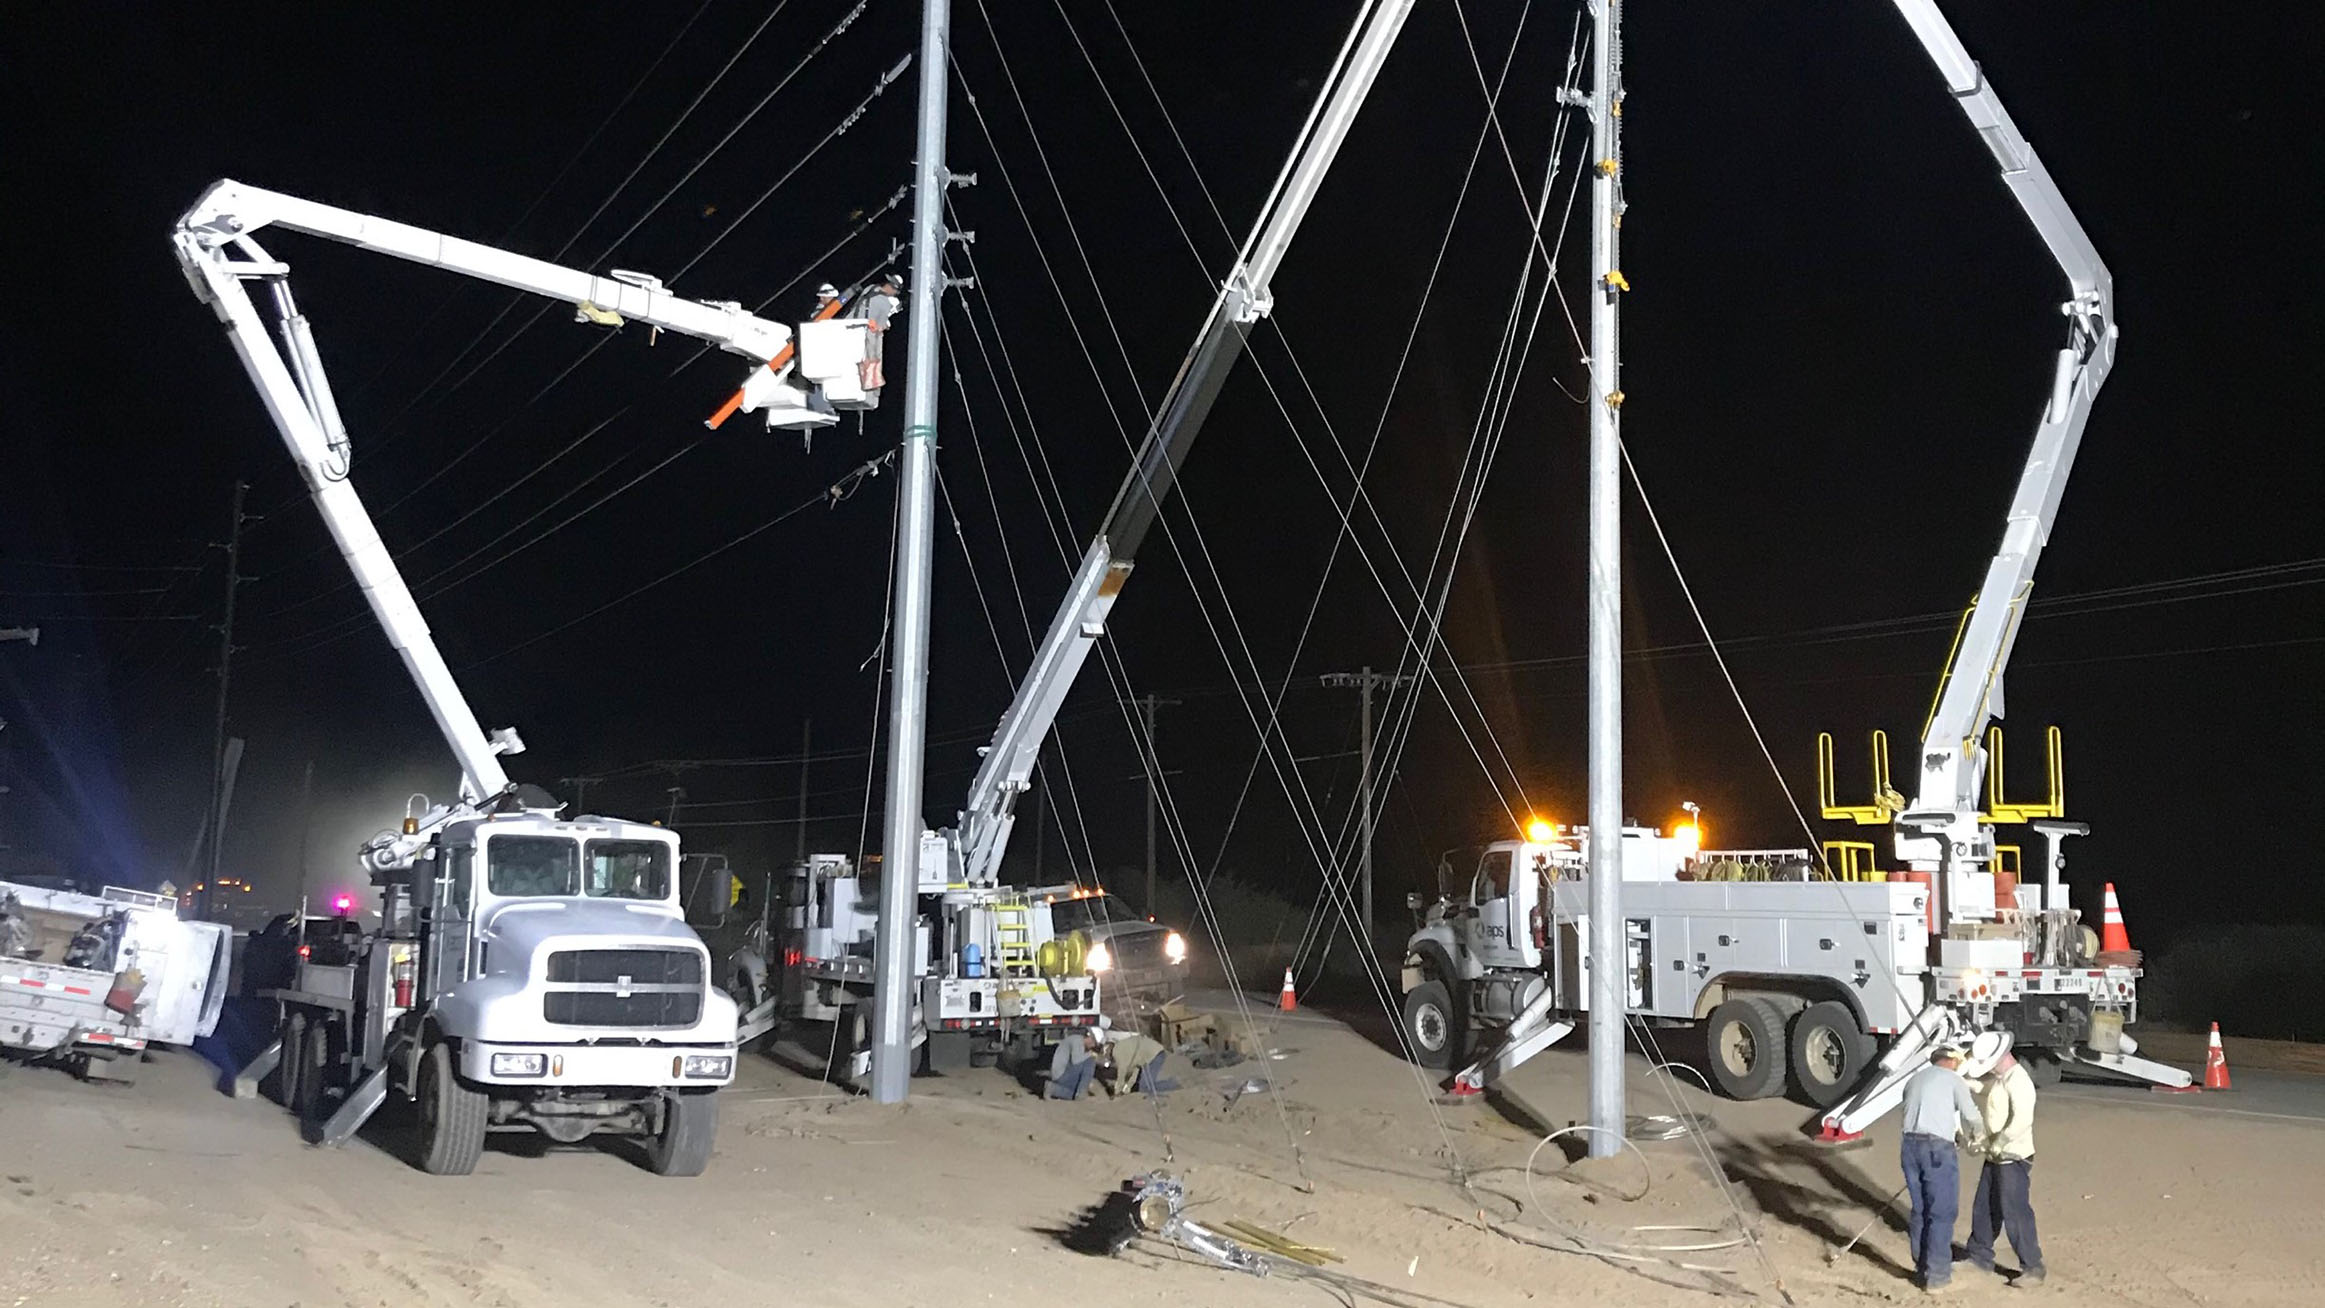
2, 2, 2317, 950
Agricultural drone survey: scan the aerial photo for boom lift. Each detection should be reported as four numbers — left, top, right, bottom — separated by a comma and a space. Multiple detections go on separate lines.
720, 0, 1420, 1072
1395, 0, 2189, 1131
174, 180, 884, 1173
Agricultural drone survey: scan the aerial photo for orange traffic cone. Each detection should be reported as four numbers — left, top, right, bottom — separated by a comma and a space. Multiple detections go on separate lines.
1279, 967, 1298, 1012
2099, 882, 2134, 955
2204, 1022, 2232, 1090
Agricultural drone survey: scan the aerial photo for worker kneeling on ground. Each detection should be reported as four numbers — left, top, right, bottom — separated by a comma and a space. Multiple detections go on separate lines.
1044, 1026, 1183, 1100
1962, 1031, 2046, 1287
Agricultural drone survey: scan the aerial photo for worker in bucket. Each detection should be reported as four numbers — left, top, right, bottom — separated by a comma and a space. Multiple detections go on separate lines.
1045, 1028, 1104, 1100
1899, 1042, 1985, 1293
1962, 1031, 2046, 1286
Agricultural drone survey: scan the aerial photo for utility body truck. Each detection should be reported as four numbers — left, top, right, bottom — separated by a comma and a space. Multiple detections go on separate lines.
174, 179, 887, 1172
711, 0, 1420, 1079
1398, 0, 2189, 1136
0, 880, 230, 1081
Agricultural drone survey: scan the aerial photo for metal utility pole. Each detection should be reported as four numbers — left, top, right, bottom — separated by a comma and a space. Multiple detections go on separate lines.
1319, 667, 1411, 937
1583, 0, 1628, 1160
1136, 694, 1179, 915
200, 480, 251, 920
871, 0, 954, 1104
795, 717, 812, 863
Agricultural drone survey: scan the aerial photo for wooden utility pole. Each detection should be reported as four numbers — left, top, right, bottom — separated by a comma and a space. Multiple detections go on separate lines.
1137, 694, 1180, 915
1320, 667, 1411, 935
796, 717, 812, 863
200, 481, 252, 920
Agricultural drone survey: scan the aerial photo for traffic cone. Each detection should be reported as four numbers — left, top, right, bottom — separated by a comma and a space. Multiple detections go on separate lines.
2204, 1022, 2232, 1090
2099, 882, 2133, 955
1279, 967, 1298, 1012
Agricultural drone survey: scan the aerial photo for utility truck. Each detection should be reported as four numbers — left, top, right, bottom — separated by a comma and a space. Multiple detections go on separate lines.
173, 179, 881, 1171
0, 880, 230, 1082
1399, 0, 2189, 1135
721, 853, 1105, 1075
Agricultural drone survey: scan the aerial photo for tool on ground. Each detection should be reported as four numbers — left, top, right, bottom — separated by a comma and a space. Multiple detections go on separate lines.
1826, 1185, 1909, 1265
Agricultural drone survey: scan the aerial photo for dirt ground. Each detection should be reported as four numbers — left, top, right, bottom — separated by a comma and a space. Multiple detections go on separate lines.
3, 997, 2321, 1308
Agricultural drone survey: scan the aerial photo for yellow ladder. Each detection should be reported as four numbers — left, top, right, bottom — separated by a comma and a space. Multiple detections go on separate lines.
992, 899, 1037, 979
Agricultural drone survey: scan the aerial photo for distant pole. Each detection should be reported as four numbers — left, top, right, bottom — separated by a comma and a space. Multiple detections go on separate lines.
1584, 0, 1628, 1160
1359, 666, 1375, 933
665, 784, 687, 827
871, 0, 953, 1105
294, 759, 315, 905
1137, 695, 1179, 915
1031, 760, 1046, 884
795, 717, 812, 863
1319, 668, 1410, 946
200, 480, 251, 920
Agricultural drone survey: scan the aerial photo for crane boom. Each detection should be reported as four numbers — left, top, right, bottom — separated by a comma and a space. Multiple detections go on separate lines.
173, 181, 850, 865
947, 0, 1417, 888
1885, 2, 2118, 877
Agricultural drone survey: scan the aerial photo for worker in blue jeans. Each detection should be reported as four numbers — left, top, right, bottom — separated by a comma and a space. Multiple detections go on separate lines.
1962, 1030, 2046, 1285
1045, 1029, 1103, 1100
1899, 1044, 1985, 1293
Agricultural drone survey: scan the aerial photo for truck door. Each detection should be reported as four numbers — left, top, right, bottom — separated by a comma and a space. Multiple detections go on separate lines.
423, 844, 476, 998
1469, 847, 1524, 970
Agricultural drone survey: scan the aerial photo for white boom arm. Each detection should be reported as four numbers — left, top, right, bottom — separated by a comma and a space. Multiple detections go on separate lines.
1886, 2, 2118, 880
173, 181, 829, 852
946, 0, 1417, 888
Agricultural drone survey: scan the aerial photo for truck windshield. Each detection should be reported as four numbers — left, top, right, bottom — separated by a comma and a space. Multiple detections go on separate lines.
584, 840, 672, 900
487, 836, 580, 896
1046, 896, 1115, 933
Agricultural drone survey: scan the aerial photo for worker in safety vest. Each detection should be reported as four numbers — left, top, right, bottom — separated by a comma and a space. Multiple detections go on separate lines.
1962, 1030, 2046, 1287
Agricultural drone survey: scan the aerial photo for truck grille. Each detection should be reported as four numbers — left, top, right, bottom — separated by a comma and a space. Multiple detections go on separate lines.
546, 948, 703, 985
1106, 932, 1167, 971
542, 948, 704, 1028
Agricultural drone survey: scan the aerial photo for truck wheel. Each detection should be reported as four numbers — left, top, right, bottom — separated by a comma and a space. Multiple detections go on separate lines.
645, 1091, 718, 1177
2024, 1051, 2064, 1089
294, 1015, 336, 1120
1403, 980, 1460, 1070
416, 1041, 487, 1176
279, 1013, 308, 1110
1786, 1000, 1873, 1108
1704, 996, 1789, 1100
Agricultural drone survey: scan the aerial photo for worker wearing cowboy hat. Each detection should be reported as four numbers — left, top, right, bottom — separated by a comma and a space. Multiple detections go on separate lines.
1961, 1030, 2046, 1286
1899, 1041, 1985, 1293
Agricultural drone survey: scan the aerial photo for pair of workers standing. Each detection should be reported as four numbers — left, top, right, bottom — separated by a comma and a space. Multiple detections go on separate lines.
1898, 1030, 2045, 1293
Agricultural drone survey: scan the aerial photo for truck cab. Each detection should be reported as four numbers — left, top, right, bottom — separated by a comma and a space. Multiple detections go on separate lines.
277, 809, 738, 1175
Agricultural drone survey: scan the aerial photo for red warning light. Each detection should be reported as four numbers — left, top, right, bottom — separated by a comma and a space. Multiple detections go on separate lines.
332, 894, 354, 915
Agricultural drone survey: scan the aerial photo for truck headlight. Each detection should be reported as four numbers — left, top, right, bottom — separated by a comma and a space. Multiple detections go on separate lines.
490, 1052, 548, 1078
1163, 931, 1187, 963
1086, 941, 1113, 973
680, 1054, 733, 1080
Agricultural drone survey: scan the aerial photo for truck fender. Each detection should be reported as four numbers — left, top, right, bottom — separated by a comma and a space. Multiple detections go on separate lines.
1694, 974, 1864, 1033
1402, 934, 1462, 995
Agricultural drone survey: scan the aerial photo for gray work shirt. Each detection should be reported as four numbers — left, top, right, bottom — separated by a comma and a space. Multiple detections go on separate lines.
1900, 1062, 1982, 1141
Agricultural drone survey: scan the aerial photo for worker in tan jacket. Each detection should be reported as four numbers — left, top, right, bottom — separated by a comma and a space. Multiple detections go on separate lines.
1962, 1031, 2045, 1286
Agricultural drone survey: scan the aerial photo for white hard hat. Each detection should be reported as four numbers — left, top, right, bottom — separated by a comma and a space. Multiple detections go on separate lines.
816, 282, 840, 299
1961, 1030, 2013, 1077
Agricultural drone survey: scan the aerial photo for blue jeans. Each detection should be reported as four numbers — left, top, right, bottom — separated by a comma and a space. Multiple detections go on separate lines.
1902, 1134, 1960, 1286
1967, 1159, 2044, 1274
1046, 1057, 1095, 1100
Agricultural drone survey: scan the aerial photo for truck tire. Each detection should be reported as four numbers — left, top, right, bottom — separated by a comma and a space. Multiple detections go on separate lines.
1786, 1000, 1873, 1108
1402, 980, 1461, 1070
645, 1090, 718, 1177
279, 1012, 308, 1111
416, 1041, 487, 1176
2024, 1051, 2064, 1089
294, 1015, 336, 1121
1704, 996, 1789, 1101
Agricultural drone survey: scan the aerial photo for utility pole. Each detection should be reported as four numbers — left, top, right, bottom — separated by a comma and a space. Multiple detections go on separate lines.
795, 717, 812, 863
871, 0, 956, 1104
1031, 760, 1046, 884
200, 480, 252, 921
561, 775, 602, 813
1583, 0, 1628, 1161
1136, 694, 1180, 916
1320, 667, 1411, 939
664, 784, 687, 827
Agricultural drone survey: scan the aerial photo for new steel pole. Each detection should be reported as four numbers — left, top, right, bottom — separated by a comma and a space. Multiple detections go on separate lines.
870, 0, 952, 1104
1358, 666, 1375, 936
1584, 0, 1627, 1160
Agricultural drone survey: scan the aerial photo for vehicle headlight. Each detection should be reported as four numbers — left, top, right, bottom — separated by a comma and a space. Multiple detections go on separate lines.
490, 1052, 548, 1078
1163, 931, 1187, 963
1086, 941, 1113, 973
679, 1054, 734, 1080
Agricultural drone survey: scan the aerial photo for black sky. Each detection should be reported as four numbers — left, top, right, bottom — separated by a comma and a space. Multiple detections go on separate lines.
2, 2, 2318, 947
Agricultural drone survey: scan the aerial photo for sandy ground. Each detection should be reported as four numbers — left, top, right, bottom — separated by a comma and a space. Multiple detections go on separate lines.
3, 996, 2322, 1308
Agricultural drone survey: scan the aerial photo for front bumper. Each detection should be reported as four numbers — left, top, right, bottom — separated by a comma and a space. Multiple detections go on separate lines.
459, 1040, 737, 1089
